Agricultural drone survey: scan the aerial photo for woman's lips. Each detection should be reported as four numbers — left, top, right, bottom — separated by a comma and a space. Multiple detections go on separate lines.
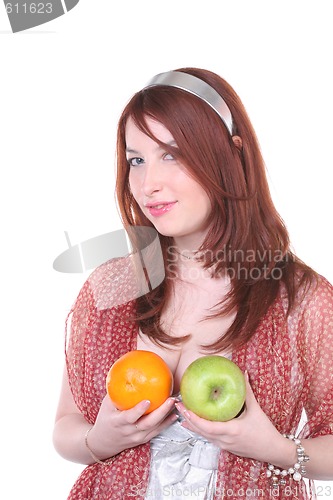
146, 202, 177, 217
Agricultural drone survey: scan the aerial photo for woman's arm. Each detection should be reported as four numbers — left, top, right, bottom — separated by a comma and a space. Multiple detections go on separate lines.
53, 365, 178, 464
176, 374, 333, 481
53, 366, 97, 464
299, 436, 333, 480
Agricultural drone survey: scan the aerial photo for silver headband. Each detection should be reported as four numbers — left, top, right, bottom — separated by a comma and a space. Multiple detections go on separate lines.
144, 71, 233, 135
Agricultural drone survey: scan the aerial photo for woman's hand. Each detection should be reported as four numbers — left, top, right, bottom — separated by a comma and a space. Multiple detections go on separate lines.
86, 395, 179, 461
176, 373, 295, 469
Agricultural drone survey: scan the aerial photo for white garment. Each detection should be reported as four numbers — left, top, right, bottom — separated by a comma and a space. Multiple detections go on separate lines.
145, 409, 220, 499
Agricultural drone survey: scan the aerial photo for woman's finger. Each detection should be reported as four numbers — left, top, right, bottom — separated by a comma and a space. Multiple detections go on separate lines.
122, 396, 177, 427
122, 399, 152, 425
137, 397, 178, 427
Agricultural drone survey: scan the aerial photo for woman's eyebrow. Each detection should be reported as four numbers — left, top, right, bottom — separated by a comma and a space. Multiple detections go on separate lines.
125, 147, 139, 154
126, 141, 177, 154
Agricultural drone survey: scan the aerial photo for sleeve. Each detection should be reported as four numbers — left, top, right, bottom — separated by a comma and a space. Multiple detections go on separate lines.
297, 275, 333, 438
65, 277, 102, 420
64, 257, 140, 423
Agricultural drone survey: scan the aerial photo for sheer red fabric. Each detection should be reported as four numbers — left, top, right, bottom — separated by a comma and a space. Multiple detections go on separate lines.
65, 257, 333, 499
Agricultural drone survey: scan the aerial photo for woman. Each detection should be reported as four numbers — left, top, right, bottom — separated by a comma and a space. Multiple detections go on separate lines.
53, 68, 333, 499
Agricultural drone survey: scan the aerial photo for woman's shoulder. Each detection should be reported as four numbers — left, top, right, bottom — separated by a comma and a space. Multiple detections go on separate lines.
75, 256, 135, 311
301, 274, 333, 325
67, 257, 139, 348
278, 264, 333, 314
74, 253, 155, 312
296, 272, 333, 308
279, 269, 333, 329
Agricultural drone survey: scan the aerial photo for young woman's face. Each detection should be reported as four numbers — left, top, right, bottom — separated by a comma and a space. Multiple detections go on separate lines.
125, 116, 212, 248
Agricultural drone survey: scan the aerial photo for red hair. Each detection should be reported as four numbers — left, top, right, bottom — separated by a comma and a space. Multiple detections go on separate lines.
115, 67, 315, 351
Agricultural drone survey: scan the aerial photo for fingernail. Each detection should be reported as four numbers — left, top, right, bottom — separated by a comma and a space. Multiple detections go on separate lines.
167, 397, 178, 405
144, 400, 151, 408
184, 410, 191, 420
175, 403, 191, 420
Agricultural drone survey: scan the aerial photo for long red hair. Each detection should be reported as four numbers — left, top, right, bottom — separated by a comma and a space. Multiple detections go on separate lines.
115, 67, 315, 351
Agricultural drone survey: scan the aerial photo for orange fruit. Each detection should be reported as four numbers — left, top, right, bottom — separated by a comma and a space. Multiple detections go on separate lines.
106, 350, 173, 414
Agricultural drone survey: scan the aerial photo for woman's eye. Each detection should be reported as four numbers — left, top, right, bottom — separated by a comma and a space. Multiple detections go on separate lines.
164, 153, 175, 161
128, 157, 144, 167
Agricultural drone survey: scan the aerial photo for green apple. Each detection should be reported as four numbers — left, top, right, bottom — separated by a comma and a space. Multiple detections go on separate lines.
180, 356, 246, 421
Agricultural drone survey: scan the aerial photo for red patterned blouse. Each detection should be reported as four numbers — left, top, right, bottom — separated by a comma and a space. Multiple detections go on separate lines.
65, 257, 333, 499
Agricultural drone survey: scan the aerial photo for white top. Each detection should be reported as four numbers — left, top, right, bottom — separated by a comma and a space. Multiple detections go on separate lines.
145, 405, 221, 499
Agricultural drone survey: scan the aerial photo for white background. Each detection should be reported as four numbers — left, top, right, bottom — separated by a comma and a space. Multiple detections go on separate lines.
0, 1, 332, 498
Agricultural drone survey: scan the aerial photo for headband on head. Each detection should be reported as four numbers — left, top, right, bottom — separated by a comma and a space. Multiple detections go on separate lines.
144, 71, 234, 136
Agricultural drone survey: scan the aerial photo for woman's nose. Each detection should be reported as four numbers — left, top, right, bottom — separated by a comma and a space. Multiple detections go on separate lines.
142, 162, 163, 196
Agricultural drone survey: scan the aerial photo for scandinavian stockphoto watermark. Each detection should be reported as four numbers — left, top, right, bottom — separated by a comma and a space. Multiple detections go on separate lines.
166, 245, 292, 281
3, 0, 79, 32
53, 229, 290, 288
53, 227, 166, 308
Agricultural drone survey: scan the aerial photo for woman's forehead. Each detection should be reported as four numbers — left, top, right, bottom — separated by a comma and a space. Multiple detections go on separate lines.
125, 116, 175, 146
